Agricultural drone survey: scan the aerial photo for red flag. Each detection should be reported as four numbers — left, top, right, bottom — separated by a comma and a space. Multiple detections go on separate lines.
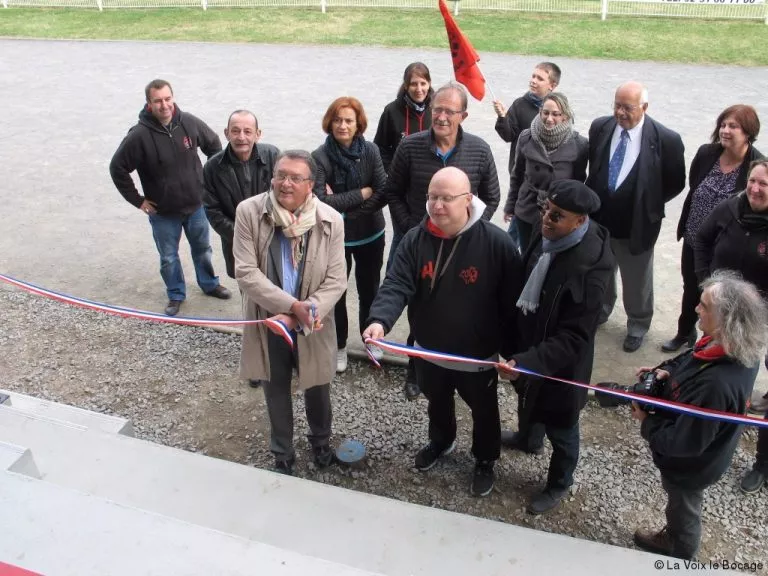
438, 0, 486, 101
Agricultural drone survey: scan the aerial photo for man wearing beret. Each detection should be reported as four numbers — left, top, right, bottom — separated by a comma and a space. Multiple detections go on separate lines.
498, 180, 615, 515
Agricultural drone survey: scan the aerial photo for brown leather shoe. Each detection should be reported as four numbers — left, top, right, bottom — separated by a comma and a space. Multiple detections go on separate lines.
205, 285, 232, 300
633, 527, 674, 556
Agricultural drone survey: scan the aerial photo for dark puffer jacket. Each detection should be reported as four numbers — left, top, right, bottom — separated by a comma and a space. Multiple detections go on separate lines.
385, 127, 500, 232
494, 95, 539, 175
312, 140, 388, 244
203, 143, 280, 278
110, 106, 222, 216
373, 94, 432, 174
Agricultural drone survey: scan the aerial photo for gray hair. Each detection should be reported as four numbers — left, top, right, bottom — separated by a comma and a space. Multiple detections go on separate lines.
543, 92, 575, 122
227, 109, 258, 129
434, 82, 468, 112
274, 150, 317, 181
701, 270, 768, 367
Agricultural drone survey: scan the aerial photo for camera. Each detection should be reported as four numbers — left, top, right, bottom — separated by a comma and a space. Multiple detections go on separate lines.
595, 371, 665, 411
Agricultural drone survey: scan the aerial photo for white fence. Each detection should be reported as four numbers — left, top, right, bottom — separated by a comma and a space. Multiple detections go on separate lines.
3, 0, 767, 22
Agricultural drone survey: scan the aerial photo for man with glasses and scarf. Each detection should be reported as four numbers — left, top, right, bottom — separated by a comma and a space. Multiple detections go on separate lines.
498, 180, 614, 515
385, 82, 501, 400
365, 167, 521, 498
234, 150, 346, 476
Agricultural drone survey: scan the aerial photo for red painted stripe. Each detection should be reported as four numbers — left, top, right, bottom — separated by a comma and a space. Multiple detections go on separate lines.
0, 562, 43, 576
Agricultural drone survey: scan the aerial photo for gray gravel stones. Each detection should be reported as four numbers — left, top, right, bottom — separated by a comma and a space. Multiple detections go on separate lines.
1, 285, 766, 566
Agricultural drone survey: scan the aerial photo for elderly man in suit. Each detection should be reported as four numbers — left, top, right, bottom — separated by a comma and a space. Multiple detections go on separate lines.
586, 81, 686, 352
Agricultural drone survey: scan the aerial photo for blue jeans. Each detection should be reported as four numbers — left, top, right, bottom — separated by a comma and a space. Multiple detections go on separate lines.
148, 205, 219, 301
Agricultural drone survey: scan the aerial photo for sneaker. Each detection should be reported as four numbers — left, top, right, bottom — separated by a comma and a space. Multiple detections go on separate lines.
471, 460, 495, 497
336, 348, 348, 373
313, 445, 336, 468
165, 300, 183, 317
500, 430, 544, 455
368, 344, 384, 361
205, 285, 232, 300
274, 457, 295, 476
740, 469, 767, 494
527, 487, 569, 515
414, 440, 456, 471
633, 526, 674, 557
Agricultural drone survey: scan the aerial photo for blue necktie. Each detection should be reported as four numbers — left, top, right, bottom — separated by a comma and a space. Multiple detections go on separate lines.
608, 129, 629, 192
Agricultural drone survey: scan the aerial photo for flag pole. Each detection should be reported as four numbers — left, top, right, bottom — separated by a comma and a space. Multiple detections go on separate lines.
475, 62, 497, 102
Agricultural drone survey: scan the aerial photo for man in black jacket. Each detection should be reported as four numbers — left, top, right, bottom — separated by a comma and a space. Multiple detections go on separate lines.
384, 82, 501, 399
110, 79, 229, 317
631, 271, 767, 560
586, 81, 685, 353
364, 167, 521, 498
204, 110, 279, 280
498, 180, 614, 515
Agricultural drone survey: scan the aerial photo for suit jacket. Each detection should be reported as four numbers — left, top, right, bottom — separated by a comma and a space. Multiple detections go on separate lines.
233, 194, 347, 390
586, 115, 686, 255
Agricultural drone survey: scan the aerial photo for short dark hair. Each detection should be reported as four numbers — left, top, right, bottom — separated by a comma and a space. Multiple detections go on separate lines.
711, 104, 760, 144
227, 109, 259, 130
396, 61, 435, 101
536, 62, 562, 86
274, 150, 317, 181
321, 97, 368, 135
145, 79, 173, 103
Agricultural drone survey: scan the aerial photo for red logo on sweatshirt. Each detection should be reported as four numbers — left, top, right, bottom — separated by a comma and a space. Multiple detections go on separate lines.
459, 266, 479, 285
758, 241, 767, 258
421, 261, 435, 280
183, 136, 192, 150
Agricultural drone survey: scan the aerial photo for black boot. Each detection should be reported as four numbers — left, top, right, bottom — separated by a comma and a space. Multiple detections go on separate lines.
661, 330, 697, 353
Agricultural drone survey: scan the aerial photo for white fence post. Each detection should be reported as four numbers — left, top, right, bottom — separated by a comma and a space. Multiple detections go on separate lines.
321, 0, 326, 13
601, 0, 608, 20
96, 0, 103, 11
454, 0, 459, 16
201, 0, 207, 9
3, 0, 8, 9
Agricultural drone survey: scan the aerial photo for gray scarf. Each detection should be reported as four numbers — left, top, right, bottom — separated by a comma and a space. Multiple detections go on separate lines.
516, 220, 589, 315
530, 114, 573, 153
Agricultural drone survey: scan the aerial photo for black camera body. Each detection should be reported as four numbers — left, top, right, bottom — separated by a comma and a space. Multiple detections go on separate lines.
596, 371, 665, 411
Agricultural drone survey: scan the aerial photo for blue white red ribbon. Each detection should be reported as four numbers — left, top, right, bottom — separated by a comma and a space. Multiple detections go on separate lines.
364, 338, 768, 430
0, 273, 294, 347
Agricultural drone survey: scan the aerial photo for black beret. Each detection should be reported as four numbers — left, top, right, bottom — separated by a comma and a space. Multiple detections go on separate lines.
547, 180, 601, 215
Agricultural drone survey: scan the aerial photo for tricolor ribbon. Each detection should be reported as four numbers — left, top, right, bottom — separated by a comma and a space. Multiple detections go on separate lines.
364, 338, 768, 430
0, 273, 294, 347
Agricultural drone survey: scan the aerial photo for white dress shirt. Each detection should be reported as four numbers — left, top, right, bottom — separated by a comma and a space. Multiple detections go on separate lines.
609, 115, 645, 190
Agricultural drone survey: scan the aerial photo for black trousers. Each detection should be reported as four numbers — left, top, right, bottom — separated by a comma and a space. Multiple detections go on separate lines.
662, 476, 704, 560
676, 241, 700, 338
755, 409, 768, 474
335, 235, 385, 349
414, 358, 501, 462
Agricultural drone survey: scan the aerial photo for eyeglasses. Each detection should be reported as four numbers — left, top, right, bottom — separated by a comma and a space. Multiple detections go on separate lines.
427, 192, 470, 204
540, 110, 563, 119
274, 173, 312, 184
613, 102, 642, 114
432, 107, 465, 117
538, 203, 566, 223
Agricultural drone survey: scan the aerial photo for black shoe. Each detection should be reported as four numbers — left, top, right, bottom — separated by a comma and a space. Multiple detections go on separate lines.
623, 335, 644, 353
633, 526, 675, 557
404, 380, 421, 400
527, 487, 569, 515
165, 300, 183, 316
661, 330, 697, 353
740, 469, 767, 494
205, 285, 232, 300
414, 440, 456, 471
500, 430, 544, 455
313, 445, 336, 468
471, 460, 495, 497
274, 457, 295, 476
248, 379, 266, 389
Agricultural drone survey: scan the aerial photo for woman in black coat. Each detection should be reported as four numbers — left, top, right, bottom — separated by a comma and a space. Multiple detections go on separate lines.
312, 97, 388, 373
663, 105, 762, 352
694, 159, 768, 497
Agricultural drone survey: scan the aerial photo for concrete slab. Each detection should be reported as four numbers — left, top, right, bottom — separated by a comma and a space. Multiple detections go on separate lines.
0, 388, 133, 436
0, 472, 381, 576
0, 404, 676, 575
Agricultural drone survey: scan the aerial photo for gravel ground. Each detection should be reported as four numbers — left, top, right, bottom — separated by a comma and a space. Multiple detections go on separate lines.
1, 285, 766, 571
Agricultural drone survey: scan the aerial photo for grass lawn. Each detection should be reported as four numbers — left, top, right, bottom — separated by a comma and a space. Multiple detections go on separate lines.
0, 7, 765, 65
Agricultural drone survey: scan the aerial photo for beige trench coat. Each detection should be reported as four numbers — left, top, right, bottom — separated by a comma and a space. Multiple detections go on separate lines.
233, 193, 346, 390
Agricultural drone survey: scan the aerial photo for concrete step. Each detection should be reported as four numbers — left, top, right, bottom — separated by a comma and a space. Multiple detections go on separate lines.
0, 441, 40, 478
0, 472, 380, 576
0, 404, 672, 576
0, 389, 132, 436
